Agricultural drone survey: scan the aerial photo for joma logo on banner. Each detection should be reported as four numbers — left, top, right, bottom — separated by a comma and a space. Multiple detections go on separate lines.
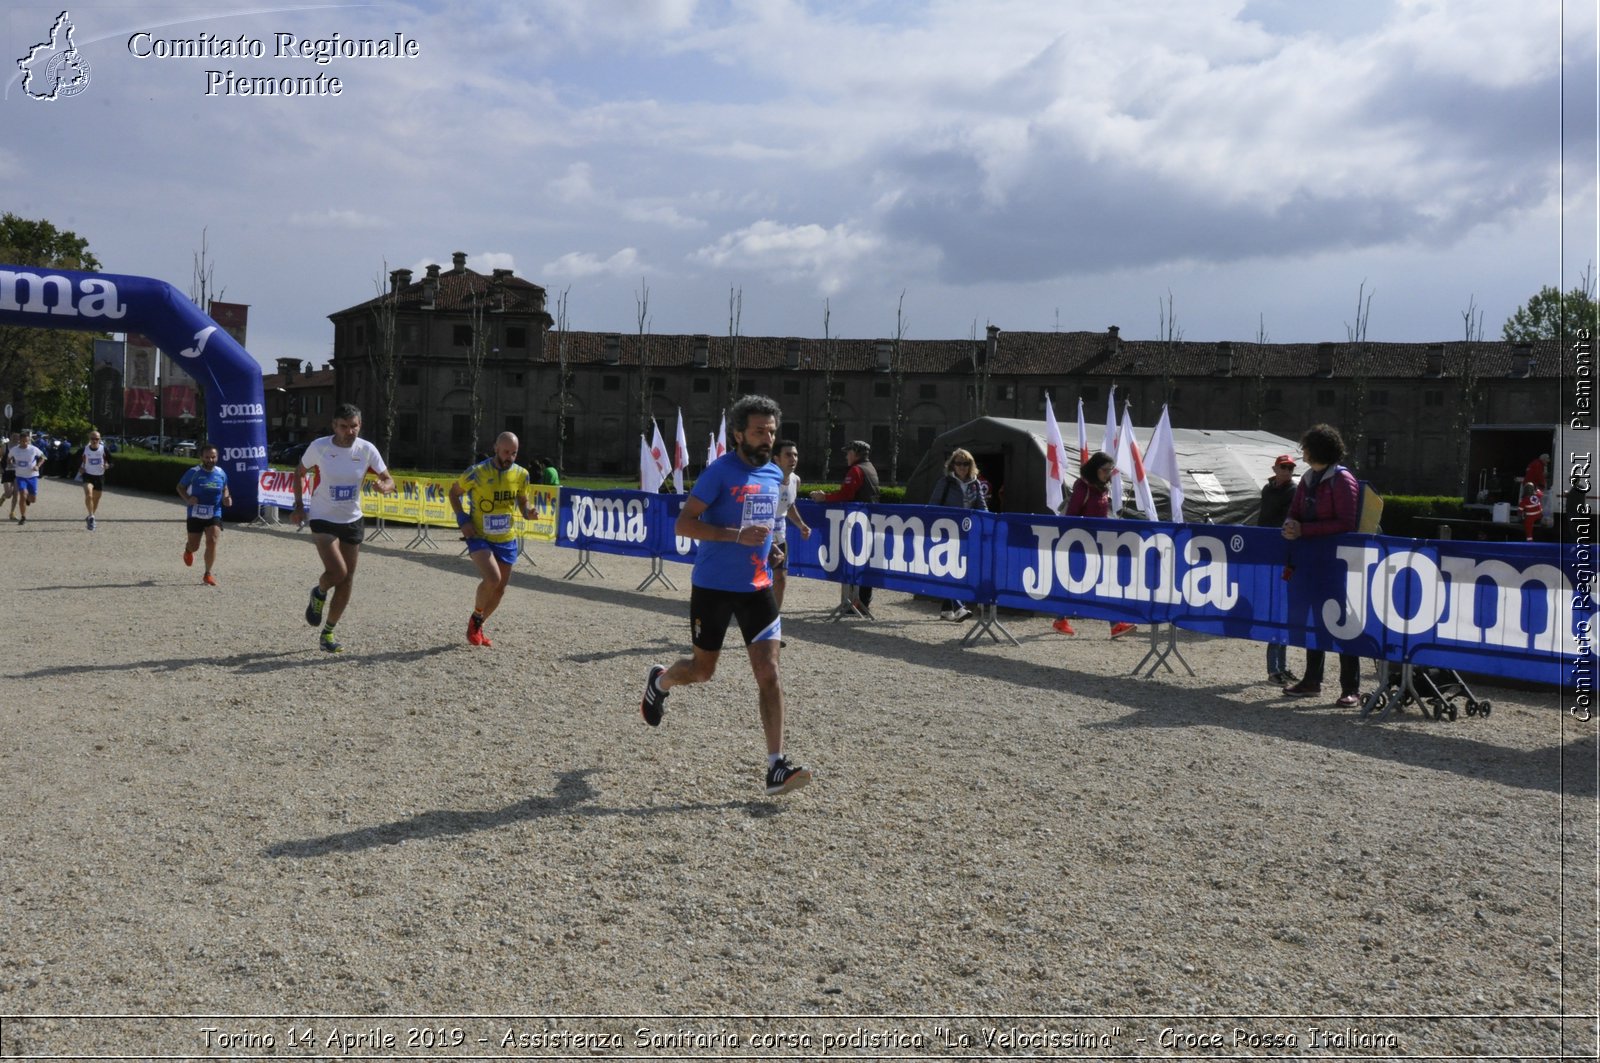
1021, 526, 1238, 608
565, 495, 648, 544
0, 271, 125, 319
814, 509, 970, 579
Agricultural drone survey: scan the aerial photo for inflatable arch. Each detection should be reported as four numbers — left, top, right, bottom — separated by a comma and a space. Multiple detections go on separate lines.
0, 264, 267, 519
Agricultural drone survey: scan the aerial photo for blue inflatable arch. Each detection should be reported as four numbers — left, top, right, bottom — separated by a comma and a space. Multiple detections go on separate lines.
0, 265, 267, 519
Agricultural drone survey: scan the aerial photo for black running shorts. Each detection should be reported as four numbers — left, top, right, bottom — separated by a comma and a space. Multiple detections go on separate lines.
689, 584, 781, 652
186, 515, 222, 534
309, 518, 365, 545
82, 473, 104, 490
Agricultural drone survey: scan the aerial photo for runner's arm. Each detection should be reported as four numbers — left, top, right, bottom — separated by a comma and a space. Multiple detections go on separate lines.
676, 495, 765, 546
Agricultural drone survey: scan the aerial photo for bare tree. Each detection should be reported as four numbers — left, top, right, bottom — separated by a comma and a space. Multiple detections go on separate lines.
726, 286, 743, 400
1452, 294, 1487, 494
1249, 312, 1270, 429
1343, 281, 1374, 471
968, 317, 996, 418
185, 228, 226, 441
635, 278, 653, 435
889, 289, 909, 483
463, 278, 497, 464
554, 286, 572, 474
369, 263, 400, 460
1156, 288, 1182, 411
820, 298, 840, 480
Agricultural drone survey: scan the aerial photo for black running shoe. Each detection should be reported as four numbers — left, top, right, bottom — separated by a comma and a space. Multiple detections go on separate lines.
305, 586, 326, 626
765, 756, 812, 796
640, 664, 668, 726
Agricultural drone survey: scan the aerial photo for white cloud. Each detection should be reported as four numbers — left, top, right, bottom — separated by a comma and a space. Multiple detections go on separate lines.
691, 220, 883, 294
286, 208, 386, 230
542, 248, 644, 278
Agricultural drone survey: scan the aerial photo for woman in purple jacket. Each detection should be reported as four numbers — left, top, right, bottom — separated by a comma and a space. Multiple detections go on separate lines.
1281, 424, 1363, 706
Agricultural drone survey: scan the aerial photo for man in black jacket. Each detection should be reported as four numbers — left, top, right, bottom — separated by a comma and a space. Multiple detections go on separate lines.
1259, 455, 1298, 684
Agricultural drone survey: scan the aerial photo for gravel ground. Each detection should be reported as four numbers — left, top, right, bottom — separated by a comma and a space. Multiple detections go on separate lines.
1, 485, 1595, 1059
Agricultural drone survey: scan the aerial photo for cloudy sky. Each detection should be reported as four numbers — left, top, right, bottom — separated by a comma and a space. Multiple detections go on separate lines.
4, 0, 1596, 372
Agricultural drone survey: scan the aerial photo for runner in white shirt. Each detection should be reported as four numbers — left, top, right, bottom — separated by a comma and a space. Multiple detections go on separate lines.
767, 439, 811, 616
291, 404, 396, 653
78, 430, 111, 530
7, 430, 45, 526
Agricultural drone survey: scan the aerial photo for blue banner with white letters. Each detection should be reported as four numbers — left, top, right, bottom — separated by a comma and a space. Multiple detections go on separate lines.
554, 491, 1592, 686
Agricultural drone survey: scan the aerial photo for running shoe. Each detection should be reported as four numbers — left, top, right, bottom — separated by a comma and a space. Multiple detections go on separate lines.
319, 630, 343, 654
88, 516, 96, 531
939, 608, 955, 621
951, 606, 972, 622
1110, 622, 1136, 639
1052, 618, 1076, 636
765, 756, 812, 796
16, 516, 24, 526
85, 516, 92, 530
305, 586, 327, 626
183, 549, 193, 567
203, 573, 217, 586
640, 664, 669, 727
467, 615, 491, 647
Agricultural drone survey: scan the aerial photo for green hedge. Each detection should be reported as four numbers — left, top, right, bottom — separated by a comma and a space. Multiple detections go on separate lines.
104, 450, 198, 495
1376, 495, 1466, 538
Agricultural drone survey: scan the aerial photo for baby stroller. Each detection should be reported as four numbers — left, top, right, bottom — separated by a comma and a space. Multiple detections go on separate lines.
1361, 660, 1493, 722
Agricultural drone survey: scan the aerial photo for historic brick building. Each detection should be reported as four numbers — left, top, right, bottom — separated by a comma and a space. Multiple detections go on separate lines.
328, 256, 1563, 494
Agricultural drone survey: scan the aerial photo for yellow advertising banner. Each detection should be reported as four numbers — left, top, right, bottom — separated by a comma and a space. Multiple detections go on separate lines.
361, 475, 557, 542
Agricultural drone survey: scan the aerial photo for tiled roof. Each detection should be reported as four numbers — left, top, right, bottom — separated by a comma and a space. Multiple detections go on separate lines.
535, 330, 1563, 379
329, 267, 549, 317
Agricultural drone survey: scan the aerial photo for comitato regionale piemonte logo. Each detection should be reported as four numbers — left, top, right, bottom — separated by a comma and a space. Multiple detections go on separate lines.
17, 10, 91, 100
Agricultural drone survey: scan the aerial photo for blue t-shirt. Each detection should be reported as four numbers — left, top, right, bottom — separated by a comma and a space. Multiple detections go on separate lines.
690, 452, 783, 592
179, 465, 229, 519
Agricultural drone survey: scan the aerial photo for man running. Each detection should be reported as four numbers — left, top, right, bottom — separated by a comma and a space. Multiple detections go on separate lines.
78, 430, 111, 530
449, 430, 536, 647
639, 394, 811, 797
769, 439, 811, 615
8, 430, 45, 526
291, 403, 396, 653
177, 443, 231, 585
2, 430, 18, 519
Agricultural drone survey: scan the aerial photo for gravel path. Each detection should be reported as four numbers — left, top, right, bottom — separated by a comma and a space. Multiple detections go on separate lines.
1, 486, 1594, 1058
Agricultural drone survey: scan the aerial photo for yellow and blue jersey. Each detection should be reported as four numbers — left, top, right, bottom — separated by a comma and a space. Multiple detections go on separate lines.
455, 459, 532, 543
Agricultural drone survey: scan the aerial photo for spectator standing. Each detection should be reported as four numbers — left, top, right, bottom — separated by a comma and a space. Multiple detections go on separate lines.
810, 440, 880, 616
1281, 423, 1363, 707
1525, 452, 1550, 492
927, 447, 986, 621
1258, 455, 1299, 684
1058, 451, 1136, 639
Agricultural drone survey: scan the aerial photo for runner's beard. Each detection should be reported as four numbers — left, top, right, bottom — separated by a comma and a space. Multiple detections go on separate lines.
738, 441, 771, 464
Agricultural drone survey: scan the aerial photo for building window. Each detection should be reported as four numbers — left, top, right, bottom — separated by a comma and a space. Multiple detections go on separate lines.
453, 369, 472, 387
505, 414, 524, 436
1371, 389, 1389, 406
693, 377, 712, 393
1316, 388, 1336, 407
313, 395, 324, 414
397, 411, 418, 442
453, 324, 472, 347
398, 323, 418, 351
1366, 438, 1387, 469
783, 380, 801, 395
830, 381, 845, 397
451, 414, 471, 444
874, 381, 891, 398
505, 371, 525, 388
1264, 387, 1283, 406
743, 378, 762, 396
1424, 390, 1444, 407
1080, 386, 1099, 404
650, 376, 668, 391
353, 322, 366, 346
871, 425, 891, 455
919, 383, 937, 400
996, 384, 1016, 401
399, 366, 419, 387
603, 375, 622, 392
505, 326, 527, 348
917, 426, 938, 449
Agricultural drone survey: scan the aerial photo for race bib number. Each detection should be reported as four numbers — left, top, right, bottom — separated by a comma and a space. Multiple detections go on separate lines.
483, 513, 512, 534
742, 494, 777, 530
330, 484, 357, 502
192, 504, 215, 519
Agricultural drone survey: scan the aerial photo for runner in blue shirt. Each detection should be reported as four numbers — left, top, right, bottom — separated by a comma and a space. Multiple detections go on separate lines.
176, 443, 231, 586
638, 394, 811, 796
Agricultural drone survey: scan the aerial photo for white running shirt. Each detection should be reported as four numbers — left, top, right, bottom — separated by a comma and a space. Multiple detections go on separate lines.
774, 471, 799, 543
301, 436, 387, 523
8, 444, 43, 478
81, 445, 108, 476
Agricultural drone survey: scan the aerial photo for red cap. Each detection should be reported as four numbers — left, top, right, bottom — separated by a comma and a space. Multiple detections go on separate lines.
1274, 455, 1296, 468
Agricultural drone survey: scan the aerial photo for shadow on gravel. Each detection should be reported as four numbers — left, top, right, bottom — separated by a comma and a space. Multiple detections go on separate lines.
262, 768, 779, 859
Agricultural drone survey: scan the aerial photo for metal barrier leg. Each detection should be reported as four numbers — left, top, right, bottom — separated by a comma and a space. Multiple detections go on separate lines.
562, 547, 604, 581
637, 556, 678, 591
959, 603, 1018, 647
825, 582, 872, 622
1130, 622, 1195, 678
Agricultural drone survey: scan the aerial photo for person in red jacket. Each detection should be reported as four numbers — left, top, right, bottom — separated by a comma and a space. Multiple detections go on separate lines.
1054, 451, 1136, 639
1520, 481, 1544, 541
1525, 452, 1549, 492
1281, 423, 1364, 707
810, 440, 880, 615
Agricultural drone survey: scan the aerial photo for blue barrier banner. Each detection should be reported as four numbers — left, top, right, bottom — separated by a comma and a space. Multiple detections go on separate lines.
0, 265, 268, 518
554, 491, 1591, 686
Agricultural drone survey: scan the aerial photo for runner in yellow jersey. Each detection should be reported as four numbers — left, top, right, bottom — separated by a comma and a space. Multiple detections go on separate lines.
448, 430, 537, 647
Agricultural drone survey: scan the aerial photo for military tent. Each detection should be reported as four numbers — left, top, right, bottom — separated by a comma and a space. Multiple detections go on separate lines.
904, 417, 1302, 525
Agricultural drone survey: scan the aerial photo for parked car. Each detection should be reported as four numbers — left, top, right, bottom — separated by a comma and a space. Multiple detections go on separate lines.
170, 440, 197, 457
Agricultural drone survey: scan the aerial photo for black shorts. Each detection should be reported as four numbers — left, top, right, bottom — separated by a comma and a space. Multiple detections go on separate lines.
690, 585, 781, 652
186, 515, 222, 534
309, 518, 365, 545
1, 470, 13, 484
82, 473, 104, 490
